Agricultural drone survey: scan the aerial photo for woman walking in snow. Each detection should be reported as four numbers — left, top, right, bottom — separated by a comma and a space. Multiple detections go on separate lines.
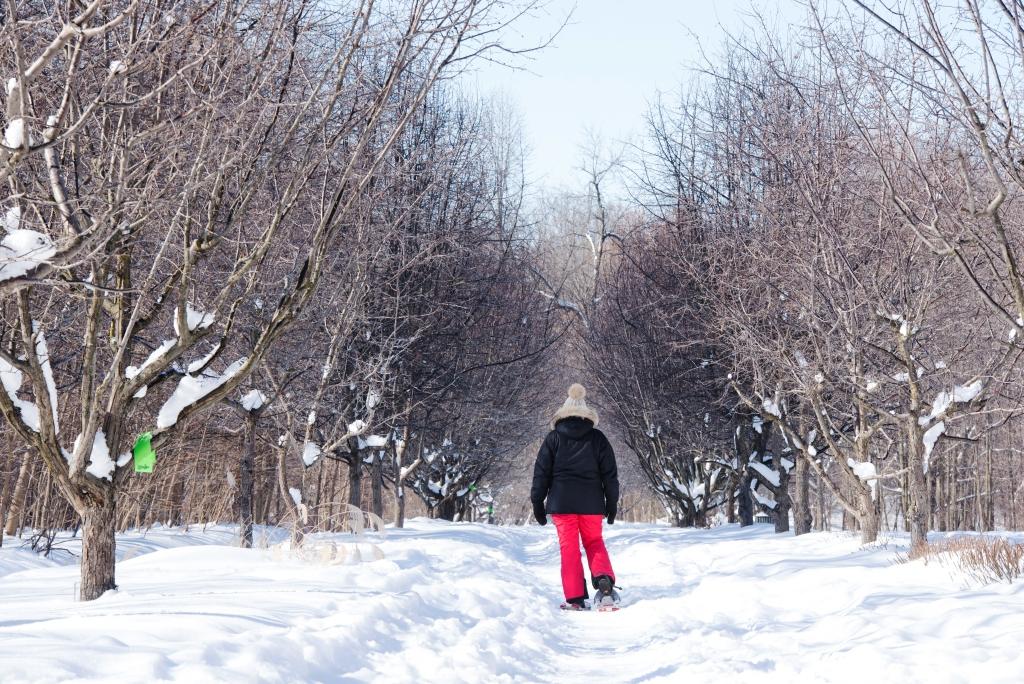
531, 383, 620, 611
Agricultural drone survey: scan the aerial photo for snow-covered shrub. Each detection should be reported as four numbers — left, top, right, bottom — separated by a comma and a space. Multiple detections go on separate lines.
410, 438, 495, 521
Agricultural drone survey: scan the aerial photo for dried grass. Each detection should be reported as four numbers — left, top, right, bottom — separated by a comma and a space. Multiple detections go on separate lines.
269, 504, 386, 565
899, 536, 1024, 585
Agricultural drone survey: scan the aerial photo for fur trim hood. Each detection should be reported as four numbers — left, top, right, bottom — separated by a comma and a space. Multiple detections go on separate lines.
551, 383, 599, 428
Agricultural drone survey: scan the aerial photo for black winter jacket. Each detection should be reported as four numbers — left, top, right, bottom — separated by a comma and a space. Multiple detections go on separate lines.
530, 417, 619, 516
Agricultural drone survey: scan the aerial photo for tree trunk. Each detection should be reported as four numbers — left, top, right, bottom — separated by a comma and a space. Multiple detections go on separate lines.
80, 491, 117, 601
258, 462, 275, 526
34, 472, 53, 533
906, 422, 929, 551
326, 459, 341, 530
946, 454, 955, 532
4, 456, 31, 537
858, 492, 879, 545
773, 498, 790, 533
371, 453, 384, 518
273, 442, 303, 545
316, 454, 331, 527
302, 457, 323, 531
900, 442, 912, 532
1008, 446, 1018, 530
392, 431, 413, 529
436, 497, 456, 521
793, 454, 812, 535
679, 503, 697, 528
0, 458, 17, 547
238, 413, 257, 548
815, 476, 827, 531
772, 451, 791, 534
347, 459, 362, 511
735, 415, 770, 527
985, 447, 994, 531
737, 470, 754, 526
396, 484, 406, 529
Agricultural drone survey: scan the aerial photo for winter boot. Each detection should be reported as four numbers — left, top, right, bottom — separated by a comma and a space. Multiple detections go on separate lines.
560, 597, 589, 611
593, 575, 620, 611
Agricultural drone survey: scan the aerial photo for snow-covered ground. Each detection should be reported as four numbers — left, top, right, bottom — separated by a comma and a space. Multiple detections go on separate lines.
1, 521, 1023, 683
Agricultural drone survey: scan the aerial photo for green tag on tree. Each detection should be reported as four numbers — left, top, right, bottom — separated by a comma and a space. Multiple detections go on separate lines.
133, 432, 156, 473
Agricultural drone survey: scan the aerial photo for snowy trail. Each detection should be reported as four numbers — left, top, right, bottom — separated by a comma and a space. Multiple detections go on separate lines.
1, 522, 1023, 683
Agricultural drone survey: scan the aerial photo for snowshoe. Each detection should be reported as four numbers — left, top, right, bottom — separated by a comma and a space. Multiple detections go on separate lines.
560, 599, 589, 611
593, 576, 621, 612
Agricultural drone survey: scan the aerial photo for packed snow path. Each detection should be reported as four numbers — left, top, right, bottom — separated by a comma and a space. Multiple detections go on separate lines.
1, 521, 1023, 683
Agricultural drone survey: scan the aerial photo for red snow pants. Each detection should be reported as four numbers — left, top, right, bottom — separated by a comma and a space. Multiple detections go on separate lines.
551, 514, 615, 601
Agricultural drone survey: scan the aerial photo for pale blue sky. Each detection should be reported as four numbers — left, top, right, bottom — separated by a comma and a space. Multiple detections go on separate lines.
468, 0, 806, 193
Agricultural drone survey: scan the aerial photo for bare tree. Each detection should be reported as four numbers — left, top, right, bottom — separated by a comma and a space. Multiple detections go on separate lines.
0, 0, 531, 600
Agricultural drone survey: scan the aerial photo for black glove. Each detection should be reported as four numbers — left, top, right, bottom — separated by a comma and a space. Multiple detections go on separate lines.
533, 503, 547, 526
606, 506, 616, 525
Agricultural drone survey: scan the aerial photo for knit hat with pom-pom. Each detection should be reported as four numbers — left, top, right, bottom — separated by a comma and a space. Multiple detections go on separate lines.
551, 383, 599, 428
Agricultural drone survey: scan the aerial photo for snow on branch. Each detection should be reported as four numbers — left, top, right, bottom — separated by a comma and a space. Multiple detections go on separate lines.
156, 358, 247, 428
761, 396, 782, 419
749, 461, 781, 489
922, 421, 945, 474
538, 290, 589, 329
33, 322, 59, 433
73, 429, 114, 481
174, 302, 215, 337
876, 308, 917, 338
400, 457, 423, 481
0, 221, 57, 283
847, 459, 879, 500
751, 487, 777, 510
240, 389, 267, 412
302, 442, 322, 466
920, 380, 984, 427
0, 355, 41, 431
